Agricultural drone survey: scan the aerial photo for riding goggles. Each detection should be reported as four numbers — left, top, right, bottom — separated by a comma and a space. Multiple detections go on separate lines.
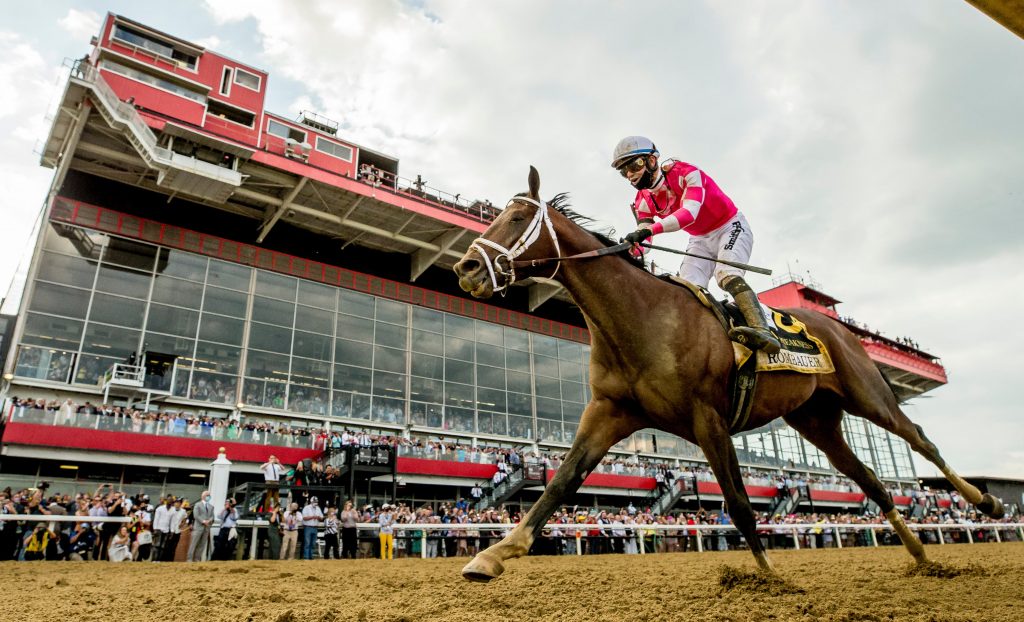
617, 156, 648, 177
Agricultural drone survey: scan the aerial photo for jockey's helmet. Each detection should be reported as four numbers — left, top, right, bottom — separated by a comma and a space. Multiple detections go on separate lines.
611, 136, 660, 189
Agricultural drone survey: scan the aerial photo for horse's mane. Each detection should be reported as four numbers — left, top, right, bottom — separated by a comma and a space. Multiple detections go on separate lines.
516, 192, 646, 270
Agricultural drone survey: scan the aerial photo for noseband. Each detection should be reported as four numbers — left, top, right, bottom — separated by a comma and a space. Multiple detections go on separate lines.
468, 196, 561, 294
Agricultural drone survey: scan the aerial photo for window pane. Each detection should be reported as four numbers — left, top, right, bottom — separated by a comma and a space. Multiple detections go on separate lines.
207, 259, 251, 291
444, 315, 474, 338
533, 354, 558, 378
37, 251, 97, 289
506, 370, 532, 394
445, 358, 473, 384
288, 385, 329, 415
444, 382, 474, 408
331, 391, 352, 418
75, 354, 119, 384
245, 349, 289, 380
333, 364, 371, 393
533, 335, 558, 358
29, 282, 90, 319
193, 341, 240, 374
372, 371, 406, 398
411, 307, 443, 332
561, 380, 586, 404
152, 276, 203, 309
247, 322, 291, 353
476, 365, 505, 390
559, 359, 583, 382
14, 346, 75, 382
476, 343, 504, 367
189, 370, 236, 404
89, 294, 146, 329
508, 413, 532, 439
295, 305, 333, 335
536, 397, 561, 420
95, 265, 149, 299
352, 394, 371, 419
337, 314, 373, 340
298, 280, 336, 310
159, 249, 207, 282
198, 314, 245, 345
292, 330, 332, 361
375, 299, 408, 325
506, 349, 530, 372
138, 303, 191, 340
335, 338, 372, 367
290, 357, 330, 388
410, 402, 443, 428
22, 313, 83, 350
374, 322, 407, 348
504, 328, 529, 351
411, 330, 443, 355
411, 353, 443, 379
558, 341, 583, 361
535, 376, 561, 399
243, 378, 286, 408
445, 336, 474, 361
202, 286, 247, 317
82, 324, 139, 357
410, 377, 443, 403
477, 388, 506, 412
44, 224, 104, 258
340, 290, 374, 317
447, 407, 474, 433
102, 238, 157, 271
252, 296, 294, 327
371, 396, 404, 424
373, 346, 406, 373
508, 392, 532, 416
255, 271, 296, 301
143, 332, 195, 358
476, 322, 503, 346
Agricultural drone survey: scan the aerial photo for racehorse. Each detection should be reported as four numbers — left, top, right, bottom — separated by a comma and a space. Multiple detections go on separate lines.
452, 167, 1003, 582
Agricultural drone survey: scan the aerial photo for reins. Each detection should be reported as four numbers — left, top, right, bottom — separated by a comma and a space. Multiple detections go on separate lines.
511, 242, 632, 268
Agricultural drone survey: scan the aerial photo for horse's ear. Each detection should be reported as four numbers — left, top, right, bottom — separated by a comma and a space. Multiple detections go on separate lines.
528, 166, 540, 199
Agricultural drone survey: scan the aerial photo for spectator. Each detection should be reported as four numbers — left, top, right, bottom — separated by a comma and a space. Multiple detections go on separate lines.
108, 526, 132, 562
280, 502, 300, 560
340, 500, 359, 559
152, 496, 174, 561
187, 490, 214, 562
163, 498, 187, 562
323, 507, 340, 559
260, 455, 283, 510
212, 499, 239, 560
301, 497, 324, 560
263, 501, 282, 560
379, 503, 395, 560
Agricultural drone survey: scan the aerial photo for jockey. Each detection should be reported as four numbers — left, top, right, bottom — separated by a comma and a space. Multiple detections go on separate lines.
612, 136, 781, 354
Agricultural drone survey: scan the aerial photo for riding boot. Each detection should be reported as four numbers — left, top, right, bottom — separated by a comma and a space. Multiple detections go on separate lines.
720, 275, 782, 355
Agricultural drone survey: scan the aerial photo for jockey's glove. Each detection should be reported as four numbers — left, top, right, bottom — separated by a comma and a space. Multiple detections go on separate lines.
624, 227, 653, 245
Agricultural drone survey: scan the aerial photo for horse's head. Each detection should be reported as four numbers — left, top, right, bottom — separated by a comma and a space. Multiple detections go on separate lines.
454, 166, 561, 299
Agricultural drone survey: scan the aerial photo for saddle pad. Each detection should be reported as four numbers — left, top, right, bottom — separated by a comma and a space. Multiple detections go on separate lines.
734, 307, 835, 374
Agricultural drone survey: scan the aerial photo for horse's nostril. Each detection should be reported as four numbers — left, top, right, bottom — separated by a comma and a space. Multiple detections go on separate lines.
457, 259, 481, 276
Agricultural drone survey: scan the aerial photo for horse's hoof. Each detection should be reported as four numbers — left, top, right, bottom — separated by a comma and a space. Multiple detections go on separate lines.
461, 552, 505, 583
976, 493, 1005, 519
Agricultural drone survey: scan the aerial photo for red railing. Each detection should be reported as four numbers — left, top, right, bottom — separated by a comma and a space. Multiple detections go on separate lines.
50, 196, 590, 343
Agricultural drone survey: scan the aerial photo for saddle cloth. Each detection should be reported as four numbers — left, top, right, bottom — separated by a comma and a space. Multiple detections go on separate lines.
665, 276, 834, 433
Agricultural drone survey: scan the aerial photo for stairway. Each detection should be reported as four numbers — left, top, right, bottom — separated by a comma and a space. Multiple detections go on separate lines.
474, 463, 546, 512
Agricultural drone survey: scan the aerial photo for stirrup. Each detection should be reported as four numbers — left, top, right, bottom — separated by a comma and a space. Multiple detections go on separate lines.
729, 326, 781, 355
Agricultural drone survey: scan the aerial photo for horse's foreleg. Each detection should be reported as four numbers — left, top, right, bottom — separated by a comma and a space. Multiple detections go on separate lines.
461, 398, 636, 582
694, 410, 774, 574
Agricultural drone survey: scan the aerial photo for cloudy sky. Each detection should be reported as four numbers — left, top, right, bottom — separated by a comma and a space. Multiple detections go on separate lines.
1, 1, 1022, 479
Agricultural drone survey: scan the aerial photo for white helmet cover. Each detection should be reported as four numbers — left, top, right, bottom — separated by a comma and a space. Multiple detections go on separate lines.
611, 136, 659, 169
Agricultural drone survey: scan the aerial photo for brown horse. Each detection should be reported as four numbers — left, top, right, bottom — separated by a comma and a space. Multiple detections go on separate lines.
452, 167, 1003, 582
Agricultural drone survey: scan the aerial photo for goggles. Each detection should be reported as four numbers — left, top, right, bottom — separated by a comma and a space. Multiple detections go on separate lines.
617, 156, 648, 177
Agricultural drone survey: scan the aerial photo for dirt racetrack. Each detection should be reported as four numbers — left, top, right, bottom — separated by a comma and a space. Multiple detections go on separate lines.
3, 543, 1022, 622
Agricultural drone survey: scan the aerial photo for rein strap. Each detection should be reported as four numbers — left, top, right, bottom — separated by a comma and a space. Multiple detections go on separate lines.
512, 242, 633, 268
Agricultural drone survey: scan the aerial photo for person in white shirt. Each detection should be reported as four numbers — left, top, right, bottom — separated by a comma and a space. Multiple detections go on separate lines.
151, 497, 174, 561
280, 503, 300, 560
162, 499, 187, 561
300, 497, 324, 560
260, 455, 283, 509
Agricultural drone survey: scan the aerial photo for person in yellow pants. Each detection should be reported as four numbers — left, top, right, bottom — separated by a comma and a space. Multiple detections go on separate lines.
378, 503, 394, 560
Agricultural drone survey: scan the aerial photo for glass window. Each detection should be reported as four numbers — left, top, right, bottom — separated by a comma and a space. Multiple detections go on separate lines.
207, 260, 251, 291
335, 338, 372, 367
477, 388, 506, 412
373, 346, 406, 374
298, 280, 336, 311
193, 341, 240, 374
562, 402, 585, 421
533, 335, 558, 358
506, 349, 530, 373
15, 346, 75, 383
43, 223, 104, 258
189, 370, 236, 404
411, 353, 443, 379
410, 377, 443, 403
476, 343, 504, 367
506, 370, 532, 394
538, 419, 563, 442
411, 307, 443, 333
375, 299, 408, 325
411, 330, 443, 355
29, 282, 90, 319
245, 350, 289, 380
561, 380, 586, 404
288, 385, 329, 415
94, 265, 150, 299
508, 392, 532, 416
82, 323, 139, 358
447, 407, 474, 433
244, 378, 287, 409
372, 371, 406, 398
292, 330, 332, 361
142, 333, 195, 358
535, 376, 560, 399
410, 402, 443, 428
315, 137, 353, 161
479, 411, 508, 436
444, 382, 474, 408
533, 355, 558, 378
445, 359, 473, 384
559, 359, 583, 382
295, 305, 333, 335
247, 322, 291, 353
558, 340, 583, 361
290, 357, 330, 388
352, 394, 371, 419
21, 313, 83, 350
151, 276, 203, 309
504, 328, 530, 351
102, 238, 157, 272
252, 296, 295, 327
444, 315, 474, 339
202, 286, 247, 317
233, 67, 261, 90
337, 314, 373, 340
333, 364, 371, 393
255, 271, 296, 301
88, 294, 146, 329
508, 413, 532, 439
198, 314, 245, 346
146, 303, 199, 338
266, 118, 306, 143
476, 322, 503, 346
158, 250, 207, 282
331, 391, 353, 418
374, 322, 407, 349
36, 251, 97, 289
476, 365, 505, 390
75, 354, 119, 385
340, 290, 374, 317
445, 336, 474, 361
536, 397, 561, 420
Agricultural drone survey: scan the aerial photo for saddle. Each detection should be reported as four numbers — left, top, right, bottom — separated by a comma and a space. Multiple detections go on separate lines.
661, 276, 834, 433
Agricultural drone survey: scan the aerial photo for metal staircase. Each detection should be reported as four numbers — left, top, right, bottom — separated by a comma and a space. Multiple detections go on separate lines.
644, 474, 698, 516
474, 463, 546, 512
767, 486, 807, 516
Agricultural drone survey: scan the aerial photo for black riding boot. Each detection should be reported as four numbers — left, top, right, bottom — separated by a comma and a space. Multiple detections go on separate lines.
721, 275, 782, 354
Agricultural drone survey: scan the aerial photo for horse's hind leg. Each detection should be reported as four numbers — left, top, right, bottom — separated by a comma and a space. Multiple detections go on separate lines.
461, 397, 637, 582
838, 354, 1004, 519
694, 407, 774, 573
785, 398, 929, 564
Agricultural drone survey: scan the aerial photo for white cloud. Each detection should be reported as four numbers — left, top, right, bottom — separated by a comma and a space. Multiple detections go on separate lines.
57, 8, 101, 42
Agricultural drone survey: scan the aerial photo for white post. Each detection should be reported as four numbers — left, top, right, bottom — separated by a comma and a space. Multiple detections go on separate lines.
792, 527, 800, 550
834, 526, 843, 548
421, 530, 427, 559
992, 526, 1001, 543
965, 526, 973, 544
638, 527, 645, 554
936, 525, 944, 545
870, 527, 878, 547
696, 527, 703, 553
249, 524, 259, 559
209, 447, 232, 535
576, 532, 582, 556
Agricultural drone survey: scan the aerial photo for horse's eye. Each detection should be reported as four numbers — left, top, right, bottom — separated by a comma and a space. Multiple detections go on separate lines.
510, 215, 525, 223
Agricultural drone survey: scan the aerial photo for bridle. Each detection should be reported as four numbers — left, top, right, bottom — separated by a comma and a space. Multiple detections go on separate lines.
468, 195, 560, 295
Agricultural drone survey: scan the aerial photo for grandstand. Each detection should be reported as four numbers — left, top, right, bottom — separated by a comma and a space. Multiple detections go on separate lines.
0, 13, 951, 517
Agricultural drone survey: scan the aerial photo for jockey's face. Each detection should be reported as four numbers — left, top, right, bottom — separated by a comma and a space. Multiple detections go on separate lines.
620, 154, 657, 188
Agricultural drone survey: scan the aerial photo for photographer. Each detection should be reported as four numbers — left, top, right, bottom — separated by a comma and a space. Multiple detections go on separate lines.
212, 498, 239, 560
23, 523, 57, 561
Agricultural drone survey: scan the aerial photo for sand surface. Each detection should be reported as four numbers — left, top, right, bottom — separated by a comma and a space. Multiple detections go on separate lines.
4, 543, 1022, 622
